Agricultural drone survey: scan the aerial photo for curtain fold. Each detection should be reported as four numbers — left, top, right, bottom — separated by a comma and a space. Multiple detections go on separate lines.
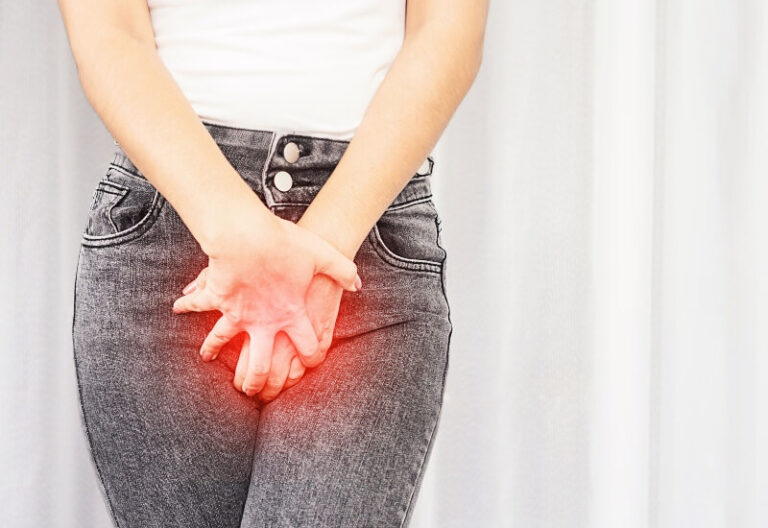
1, 1, 765, 527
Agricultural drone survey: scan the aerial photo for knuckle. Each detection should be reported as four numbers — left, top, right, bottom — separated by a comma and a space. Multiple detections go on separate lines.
249, 365, 269, 378
283, 301, 303, 316
211, 330, 228, 344
302, 354, 321, 368
301, 344, 319, 358
207, 289, 224, 306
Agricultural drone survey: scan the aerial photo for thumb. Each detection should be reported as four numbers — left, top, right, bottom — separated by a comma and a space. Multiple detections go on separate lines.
182, 266, 209, 294
314, 240, 361, 292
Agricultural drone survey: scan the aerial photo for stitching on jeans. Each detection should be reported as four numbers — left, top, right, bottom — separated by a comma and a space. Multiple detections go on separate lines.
200, 119, 278, 137
104, 187, 128, 235
274, 131, 352, 145
263, 196, 434, 212
201, 120, 434, 176
81, 193, 166, 248
399, 401, 444, 527
268, 189, 432, 212
99, 179, 130, 192
400, 251, 452, 526
238, 421, 262, 526
368, 225, 443, 274
260, 131, 279, 207
96, 189, 124, 197
108, 163, 144, 181
269, 202, 313, 209
71, 248, 124, 528
384, 195, 433, 212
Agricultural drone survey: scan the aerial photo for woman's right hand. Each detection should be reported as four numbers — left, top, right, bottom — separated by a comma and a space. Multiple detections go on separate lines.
171, 206, 361, 397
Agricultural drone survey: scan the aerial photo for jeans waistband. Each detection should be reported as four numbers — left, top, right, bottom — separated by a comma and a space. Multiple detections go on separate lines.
110, 120, 435, 210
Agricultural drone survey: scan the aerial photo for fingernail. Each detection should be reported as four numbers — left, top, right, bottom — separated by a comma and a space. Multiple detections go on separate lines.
182, 281, 196, 294
354, 274, 362, 291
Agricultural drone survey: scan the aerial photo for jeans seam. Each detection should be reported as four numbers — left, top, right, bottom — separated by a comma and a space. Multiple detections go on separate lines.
400, 231, 452, 526
72, 247, 123, 528
399, 337, 450, 527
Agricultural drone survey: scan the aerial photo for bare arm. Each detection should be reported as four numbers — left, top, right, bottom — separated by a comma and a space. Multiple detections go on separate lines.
298, 0, 489, 258
56, 0, 270, 255
58, 0, 362, 396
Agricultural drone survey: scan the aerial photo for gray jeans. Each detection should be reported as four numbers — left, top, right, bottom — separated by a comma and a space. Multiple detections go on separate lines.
72, 121, 452, 527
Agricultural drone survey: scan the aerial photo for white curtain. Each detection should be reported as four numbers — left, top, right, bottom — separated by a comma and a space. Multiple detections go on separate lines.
2, 1, 766, 527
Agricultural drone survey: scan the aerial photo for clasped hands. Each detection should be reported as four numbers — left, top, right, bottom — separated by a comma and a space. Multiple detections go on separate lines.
171, 207, 360, 403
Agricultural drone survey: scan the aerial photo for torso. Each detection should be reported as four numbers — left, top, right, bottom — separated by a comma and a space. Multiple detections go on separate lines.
147, 0, 406, 140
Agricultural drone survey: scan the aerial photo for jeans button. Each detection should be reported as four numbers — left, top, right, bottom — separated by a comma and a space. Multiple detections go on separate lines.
283, 142, 300, 163
274, 170, 293, 192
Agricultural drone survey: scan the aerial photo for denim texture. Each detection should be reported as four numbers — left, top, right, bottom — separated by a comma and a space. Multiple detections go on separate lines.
72, 121, 452, 527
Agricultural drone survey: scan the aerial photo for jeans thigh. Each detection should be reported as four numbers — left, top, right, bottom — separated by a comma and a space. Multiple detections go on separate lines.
72, 200, 261, 528
239, 211, 452, 528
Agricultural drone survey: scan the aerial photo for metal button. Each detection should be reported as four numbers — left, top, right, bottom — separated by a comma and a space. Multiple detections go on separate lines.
274, 171, 293, 192
417, 157, 431, 175
283, 142, 300, 163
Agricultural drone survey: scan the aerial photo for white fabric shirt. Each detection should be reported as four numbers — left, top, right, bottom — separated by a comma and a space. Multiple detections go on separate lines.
147, 0, 406, 140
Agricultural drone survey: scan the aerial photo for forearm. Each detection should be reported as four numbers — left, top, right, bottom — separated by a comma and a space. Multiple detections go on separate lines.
71, 32, 271, 254
298, 21, 483, 259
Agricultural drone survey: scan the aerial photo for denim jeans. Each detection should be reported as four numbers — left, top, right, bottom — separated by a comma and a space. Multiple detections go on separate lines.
72, 121, 452, 527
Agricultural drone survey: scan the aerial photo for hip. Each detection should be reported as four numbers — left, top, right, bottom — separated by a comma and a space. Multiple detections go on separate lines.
74, 122, 451, 342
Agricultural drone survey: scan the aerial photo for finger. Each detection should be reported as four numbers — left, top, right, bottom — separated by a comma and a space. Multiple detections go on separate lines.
283, 356, 306, 389
172, 288, 218, 314
257, 333, 294, 402
317, 325, 333, 358
182, 266, 209, 294
285, 314, 322, 368
200, 314, 240, 362
313, 240, 360, 293
182, 280, 197, 295
233, 333, 250, 392
242, 328, 274, 396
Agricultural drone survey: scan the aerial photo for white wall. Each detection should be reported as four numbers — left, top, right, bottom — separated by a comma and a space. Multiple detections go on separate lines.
2, 1, 767, 527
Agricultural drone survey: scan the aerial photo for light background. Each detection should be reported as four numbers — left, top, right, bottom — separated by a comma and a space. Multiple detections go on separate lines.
1, 1, 767, 527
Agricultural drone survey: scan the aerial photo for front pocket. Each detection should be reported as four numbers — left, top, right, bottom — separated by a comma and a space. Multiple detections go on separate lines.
81, 166, 165, 248
368, 200, 446, 274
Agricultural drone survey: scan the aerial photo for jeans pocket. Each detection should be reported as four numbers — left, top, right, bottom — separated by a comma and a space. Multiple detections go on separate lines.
368, 199, 446, 274
81, 166, 165, 248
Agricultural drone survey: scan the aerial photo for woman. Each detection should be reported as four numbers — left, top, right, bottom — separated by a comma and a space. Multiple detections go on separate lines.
60, 0, 487, 525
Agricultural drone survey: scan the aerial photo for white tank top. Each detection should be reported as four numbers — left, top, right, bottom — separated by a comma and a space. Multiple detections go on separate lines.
147, 0, 406, 140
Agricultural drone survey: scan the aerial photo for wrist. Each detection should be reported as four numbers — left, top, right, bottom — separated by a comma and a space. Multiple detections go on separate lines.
297, 208, 366, 261
196, 177, 276, 256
